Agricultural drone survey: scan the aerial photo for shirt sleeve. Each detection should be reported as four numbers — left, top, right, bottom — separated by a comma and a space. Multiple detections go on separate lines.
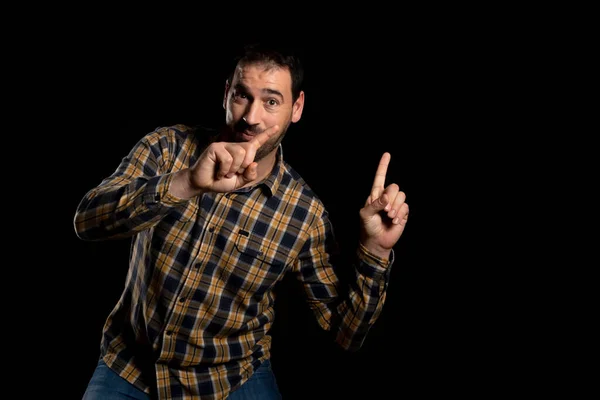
73, 127, 191, 241
294, 210, 393, 352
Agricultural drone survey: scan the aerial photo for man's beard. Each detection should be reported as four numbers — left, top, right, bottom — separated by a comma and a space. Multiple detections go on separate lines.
255, 130, 286, 161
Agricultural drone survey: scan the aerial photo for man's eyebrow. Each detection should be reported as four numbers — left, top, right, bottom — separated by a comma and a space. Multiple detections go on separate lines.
233, 83, 249, 93
262, 88, 284, 100
233, 83, 284, 101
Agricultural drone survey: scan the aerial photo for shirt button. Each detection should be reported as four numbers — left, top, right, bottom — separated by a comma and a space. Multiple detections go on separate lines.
179, 297, 186, 302
166, 330, 172, 336
209, 226, 215, 232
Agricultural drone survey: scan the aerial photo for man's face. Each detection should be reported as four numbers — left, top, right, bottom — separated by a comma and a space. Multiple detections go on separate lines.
223, 62, 304, 161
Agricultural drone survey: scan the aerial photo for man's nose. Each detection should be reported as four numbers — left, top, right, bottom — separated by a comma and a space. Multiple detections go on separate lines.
242, 103, 262, 125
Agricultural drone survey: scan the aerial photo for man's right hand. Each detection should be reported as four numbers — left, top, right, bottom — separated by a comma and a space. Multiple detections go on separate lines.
169, 125, 279, 199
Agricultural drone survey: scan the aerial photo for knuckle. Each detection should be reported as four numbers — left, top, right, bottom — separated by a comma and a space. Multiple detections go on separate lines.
234, 146, 246, 158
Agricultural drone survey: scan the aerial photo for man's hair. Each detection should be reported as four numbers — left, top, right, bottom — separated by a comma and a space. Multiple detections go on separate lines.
228, 42, 304, 103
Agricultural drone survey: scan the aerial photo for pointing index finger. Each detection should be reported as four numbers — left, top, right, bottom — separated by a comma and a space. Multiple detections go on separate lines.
371, 152, 391, 200
250, 125, 279, 149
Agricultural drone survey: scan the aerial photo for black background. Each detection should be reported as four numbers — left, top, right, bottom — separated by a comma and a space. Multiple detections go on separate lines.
13, 15, 557, 398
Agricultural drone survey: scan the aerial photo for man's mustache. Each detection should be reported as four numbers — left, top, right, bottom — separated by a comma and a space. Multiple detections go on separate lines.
233, 119, 262, 134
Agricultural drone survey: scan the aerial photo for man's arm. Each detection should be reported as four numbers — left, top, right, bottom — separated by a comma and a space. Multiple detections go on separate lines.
293, 152, 408, 351
293, 213, 393, 352
73, 127, 190, 241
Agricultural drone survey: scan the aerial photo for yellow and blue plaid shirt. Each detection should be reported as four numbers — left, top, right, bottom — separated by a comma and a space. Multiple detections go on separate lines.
74, 124, 393, 399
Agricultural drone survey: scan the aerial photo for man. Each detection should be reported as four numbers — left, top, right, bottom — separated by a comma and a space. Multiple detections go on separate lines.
75, 42, 409, 399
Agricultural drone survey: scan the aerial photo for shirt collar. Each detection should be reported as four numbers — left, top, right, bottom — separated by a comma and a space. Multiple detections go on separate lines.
259, 144, 284, 197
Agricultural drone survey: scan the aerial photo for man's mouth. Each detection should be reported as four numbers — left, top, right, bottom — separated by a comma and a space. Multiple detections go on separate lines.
239, 130, 259, 141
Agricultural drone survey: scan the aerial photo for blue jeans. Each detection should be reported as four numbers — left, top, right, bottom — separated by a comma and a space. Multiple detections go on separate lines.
82, 358, 281, 399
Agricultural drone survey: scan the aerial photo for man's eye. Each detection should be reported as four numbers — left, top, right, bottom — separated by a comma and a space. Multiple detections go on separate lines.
233, 92, 248, 103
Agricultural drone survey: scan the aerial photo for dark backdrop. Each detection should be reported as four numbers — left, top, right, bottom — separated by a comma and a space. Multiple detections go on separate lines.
27, 28, 520, 398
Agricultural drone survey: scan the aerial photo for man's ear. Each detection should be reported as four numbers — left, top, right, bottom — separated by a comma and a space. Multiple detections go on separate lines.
223, 80, 230, 109
291, 90, 305, 123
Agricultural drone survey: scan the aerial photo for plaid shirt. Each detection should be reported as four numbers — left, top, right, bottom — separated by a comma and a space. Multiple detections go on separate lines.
74, 124, 393, 399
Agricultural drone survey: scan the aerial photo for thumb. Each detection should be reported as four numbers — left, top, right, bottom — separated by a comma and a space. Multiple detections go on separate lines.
240, 162, 258, 183
363, 193, 389, 217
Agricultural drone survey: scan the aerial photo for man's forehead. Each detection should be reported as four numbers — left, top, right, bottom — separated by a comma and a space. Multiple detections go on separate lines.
234, 63, 292, 93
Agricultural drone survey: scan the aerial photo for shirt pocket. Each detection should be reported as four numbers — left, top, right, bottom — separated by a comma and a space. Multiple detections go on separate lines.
224, 229, 290, 300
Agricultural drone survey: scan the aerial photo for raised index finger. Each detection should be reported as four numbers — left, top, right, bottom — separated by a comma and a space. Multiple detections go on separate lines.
250, 125, 280, 149
370, 152, 391, 200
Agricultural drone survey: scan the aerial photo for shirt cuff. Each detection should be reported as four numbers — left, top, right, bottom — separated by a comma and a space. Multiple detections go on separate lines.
356, 243, 394, 278
143, 173, 190, 208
